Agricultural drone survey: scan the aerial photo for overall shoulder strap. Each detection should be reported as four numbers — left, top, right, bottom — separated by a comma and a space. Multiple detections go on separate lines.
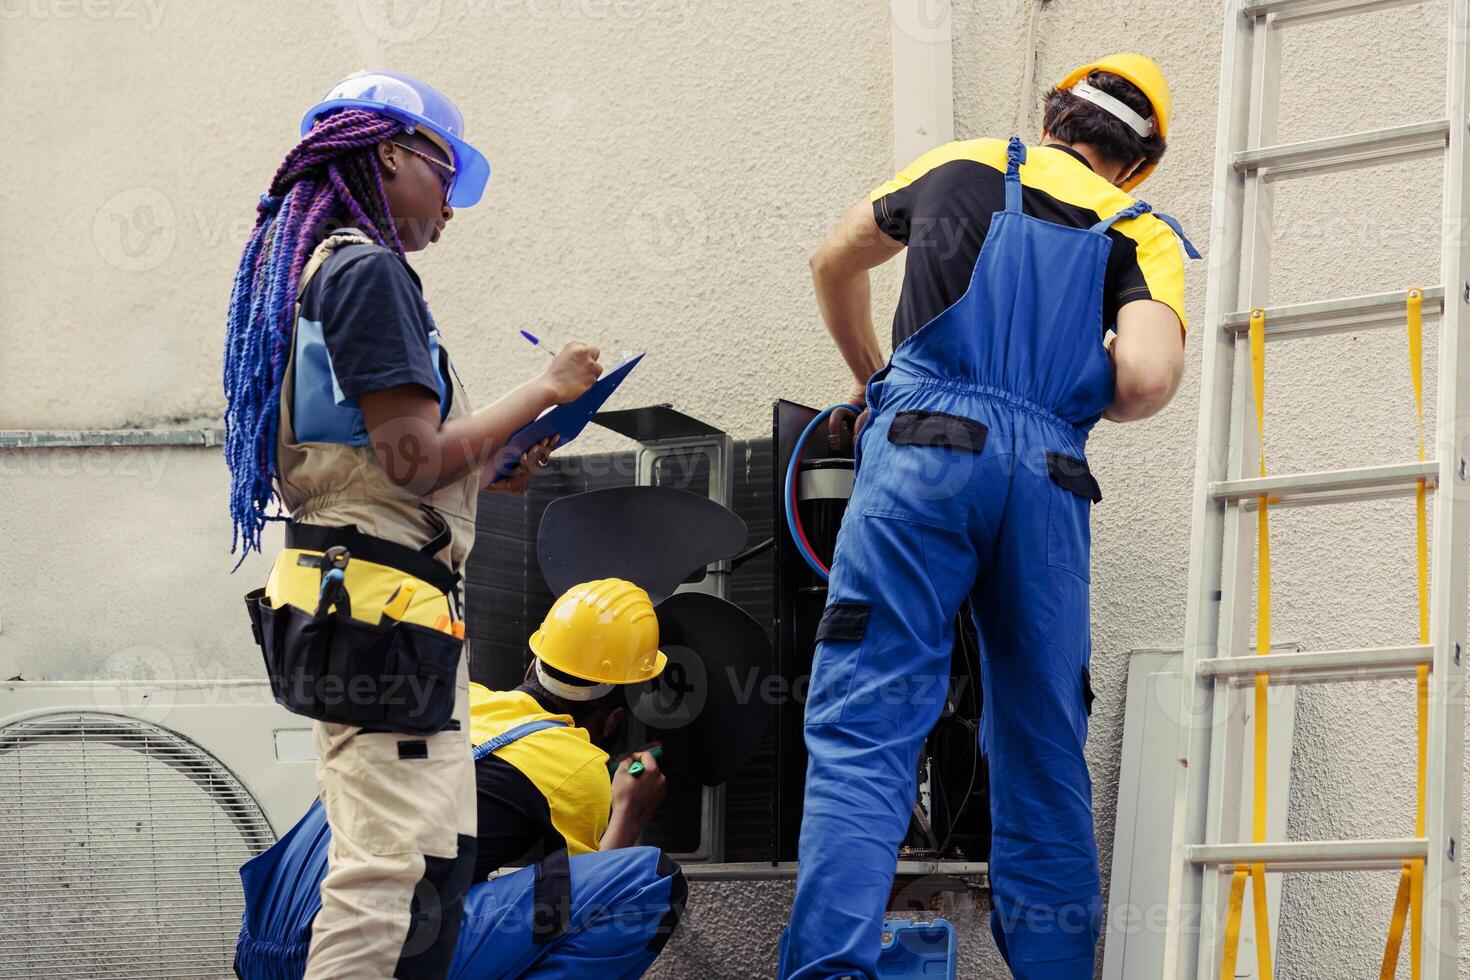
296, 228, 375, 300
1091, 201, 1203, 260
278, 229, 377, 447
1004, 136, 1027, 212
472, 718, 570, 761
1152, 210, 1203, 259
1090, 199, 1152, 235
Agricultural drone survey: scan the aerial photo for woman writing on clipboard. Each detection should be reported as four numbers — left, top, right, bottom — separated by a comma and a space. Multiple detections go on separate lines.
223, 70, 599, 978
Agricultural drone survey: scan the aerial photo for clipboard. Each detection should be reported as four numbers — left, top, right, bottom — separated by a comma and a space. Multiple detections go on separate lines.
490, 353, 644, 481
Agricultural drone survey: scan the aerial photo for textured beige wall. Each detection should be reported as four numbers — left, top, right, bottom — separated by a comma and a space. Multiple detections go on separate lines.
0, 0, 894, 669
2, 0, 1467, 977
0, 0, 896, 439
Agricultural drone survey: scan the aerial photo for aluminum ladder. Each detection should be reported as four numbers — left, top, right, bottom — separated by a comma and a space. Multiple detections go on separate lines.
1164, 0, 1470, 977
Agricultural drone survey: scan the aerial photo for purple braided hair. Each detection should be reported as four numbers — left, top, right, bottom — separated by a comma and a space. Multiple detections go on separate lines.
222, 109, 408, 567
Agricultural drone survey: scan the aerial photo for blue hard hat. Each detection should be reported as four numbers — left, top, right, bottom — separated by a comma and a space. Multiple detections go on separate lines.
301, 70, 490, 208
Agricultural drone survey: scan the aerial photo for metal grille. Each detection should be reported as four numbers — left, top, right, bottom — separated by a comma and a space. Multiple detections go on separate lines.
0, 712, 276, 979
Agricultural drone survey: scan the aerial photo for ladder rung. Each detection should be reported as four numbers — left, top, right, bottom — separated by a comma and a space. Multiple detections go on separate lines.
1243, 0, 1429, 24
1188, 837, 1428, 872
1221, 286, 1445, 339
1199, 644, 1432, 684
1233, 119, 1449, 179
1212, 460, 1437, 507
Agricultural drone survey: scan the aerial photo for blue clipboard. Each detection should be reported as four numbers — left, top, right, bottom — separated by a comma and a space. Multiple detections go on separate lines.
490, 354, 644, 480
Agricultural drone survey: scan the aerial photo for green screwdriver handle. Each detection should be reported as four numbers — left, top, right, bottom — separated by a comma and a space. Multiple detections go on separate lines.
627, 745, 664, 777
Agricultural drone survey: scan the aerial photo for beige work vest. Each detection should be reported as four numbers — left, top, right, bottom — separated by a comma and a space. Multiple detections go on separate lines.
274, 230, 480, 596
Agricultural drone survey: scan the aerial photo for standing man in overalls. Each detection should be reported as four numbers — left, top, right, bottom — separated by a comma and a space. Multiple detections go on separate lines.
783, 55, 1198, 979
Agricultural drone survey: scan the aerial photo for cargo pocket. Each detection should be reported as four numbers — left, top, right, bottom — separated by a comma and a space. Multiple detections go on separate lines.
887, 410, 988, 454
1046, 451, 1102, 503
806, 601, 872, 726
326, 724, 466, 858
379, 621, 462, 734
245, 588, 461, 736
862, 412, 986, 529
815, 602, 870, 643
1045, 452, 1099, 583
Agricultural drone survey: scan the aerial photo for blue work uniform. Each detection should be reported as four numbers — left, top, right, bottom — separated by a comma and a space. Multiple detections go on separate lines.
235, 719, 686, 980
783, 137, 1195, 979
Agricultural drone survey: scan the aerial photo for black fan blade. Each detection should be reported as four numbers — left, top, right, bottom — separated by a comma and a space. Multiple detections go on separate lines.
537, 486, 748, 604
627, 591, 773, 787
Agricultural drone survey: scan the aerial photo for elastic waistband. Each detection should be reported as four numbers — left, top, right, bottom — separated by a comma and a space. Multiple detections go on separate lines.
232, 933, 308, 977
882, 372, 1086, 439
285, 520, 460, 594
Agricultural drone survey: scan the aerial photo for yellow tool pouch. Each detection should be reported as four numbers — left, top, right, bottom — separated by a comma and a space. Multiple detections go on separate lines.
243, 521, 465, 735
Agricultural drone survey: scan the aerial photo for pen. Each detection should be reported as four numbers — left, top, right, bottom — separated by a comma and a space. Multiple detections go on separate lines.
519, 329, 559, 358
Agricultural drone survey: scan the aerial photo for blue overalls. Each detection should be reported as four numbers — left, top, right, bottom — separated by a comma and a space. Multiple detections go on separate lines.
785, 138, 1179, 979
235, 721, 686, 980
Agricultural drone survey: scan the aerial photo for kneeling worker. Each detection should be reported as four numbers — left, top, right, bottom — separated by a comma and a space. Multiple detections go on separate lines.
235, 578, 686, 980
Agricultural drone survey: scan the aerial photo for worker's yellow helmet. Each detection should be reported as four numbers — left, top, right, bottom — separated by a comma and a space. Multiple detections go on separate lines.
529, 579, 668, 685
1054, 53, 1172, 191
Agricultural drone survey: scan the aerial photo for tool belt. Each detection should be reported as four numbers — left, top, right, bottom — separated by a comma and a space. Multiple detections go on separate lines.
244, 521, 465, 735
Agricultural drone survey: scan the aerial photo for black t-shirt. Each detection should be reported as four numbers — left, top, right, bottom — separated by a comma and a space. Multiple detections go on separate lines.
471, 686, 591, 880
870, 139, 1187, 348
473, 756, 566, 879
297, 241, 440, 404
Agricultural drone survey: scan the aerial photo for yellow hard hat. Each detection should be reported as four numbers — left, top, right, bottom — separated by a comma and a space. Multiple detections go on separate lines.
1054, 53, 1171, 191
529, 579, 668, 685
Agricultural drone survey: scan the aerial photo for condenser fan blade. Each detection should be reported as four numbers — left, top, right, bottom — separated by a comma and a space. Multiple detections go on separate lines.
628, 591, 773, 787
537, 486, 747, 604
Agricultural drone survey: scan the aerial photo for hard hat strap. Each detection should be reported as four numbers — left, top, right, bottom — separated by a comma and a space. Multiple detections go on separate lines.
535, 659, 615, 701
1069, 81, 1154, 138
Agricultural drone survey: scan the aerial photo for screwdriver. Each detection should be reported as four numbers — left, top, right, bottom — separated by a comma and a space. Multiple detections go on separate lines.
382, 580, 416, 622
627, 745, 663, 777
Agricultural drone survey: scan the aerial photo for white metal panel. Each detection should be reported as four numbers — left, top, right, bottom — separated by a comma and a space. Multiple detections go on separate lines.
0, 679, 317, 836
887, 0, 955, 171
1105, 650, 1295, 979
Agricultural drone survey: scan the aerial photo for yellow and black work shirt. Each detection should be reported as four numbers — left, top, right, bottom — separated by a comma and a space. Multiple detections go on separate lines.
468, 684, 612, 879
871, 138, 1188, 346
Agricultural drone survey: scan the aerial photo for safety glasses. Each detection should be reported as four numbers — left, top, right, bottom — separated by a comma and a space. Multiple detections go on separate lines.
390, 140, 456, 203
